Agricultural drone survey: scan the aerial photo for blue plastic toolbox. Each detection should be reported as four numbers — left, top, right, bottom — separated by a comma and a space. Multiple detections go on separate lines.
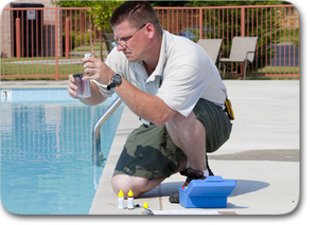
178, 176, 236, 208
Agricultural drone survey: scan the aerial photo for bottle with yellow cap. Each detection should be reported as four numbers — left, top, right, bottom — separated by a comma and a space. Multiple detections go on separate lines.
127, 189, 134, 209
143, 201, 149, 209
143, 201, 150, 214
118, 190, 124, 209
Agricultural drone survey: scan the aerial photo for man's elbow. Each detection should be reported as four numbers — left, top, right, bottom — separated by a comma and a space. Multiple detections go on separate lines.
153, 111, 174, 126
153, 120, 166, 126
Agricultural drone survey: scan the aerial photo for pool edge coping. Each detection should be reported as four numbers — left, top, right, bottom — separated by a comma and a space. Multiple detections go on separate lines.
1, 81, 68, 89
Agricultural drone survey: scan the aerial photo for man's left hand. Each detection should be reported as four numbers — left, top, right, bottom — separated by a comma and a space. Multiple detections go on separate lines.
82, 56, 115, 85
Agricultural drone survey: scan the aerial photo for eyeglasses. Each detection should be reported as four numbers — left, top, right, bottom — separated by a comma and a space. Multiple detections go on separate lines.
110, 24, 146, 48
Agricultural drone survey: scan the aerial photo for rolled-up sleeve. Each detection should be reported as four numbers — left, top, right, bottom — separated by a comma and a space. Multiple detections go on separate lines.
92, 80, 115, 98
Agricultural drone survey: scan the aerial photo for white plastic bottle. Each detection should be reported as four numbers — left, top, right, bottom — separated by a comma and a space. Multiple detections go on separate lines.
118, 190, 124, 209
127, 189, 134, 210
84, 53, 91, 58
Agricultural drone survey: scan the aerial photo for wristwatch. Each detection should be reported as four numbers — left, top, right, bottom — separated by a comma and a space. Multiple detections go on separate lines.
107, 74, 122, 90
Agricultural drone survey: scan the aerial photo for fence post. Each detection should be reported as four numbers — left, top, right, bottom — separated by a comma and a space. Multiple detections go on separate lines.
240, 6, 245, 75
199, 8, 203, 40
65, 18, 70, 58
55, 8, 59, 81
241, 6, 245, 37
15, 18, 21, 58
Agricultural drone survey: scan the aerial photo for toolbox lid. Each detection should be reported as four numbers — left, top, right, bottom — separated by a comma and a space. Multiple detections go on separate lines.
179, 176, 236, 197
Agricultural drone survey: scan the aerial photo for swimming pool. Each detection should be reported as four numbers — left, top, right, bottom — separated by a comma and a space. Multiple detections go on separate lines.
1, 89, 124, 215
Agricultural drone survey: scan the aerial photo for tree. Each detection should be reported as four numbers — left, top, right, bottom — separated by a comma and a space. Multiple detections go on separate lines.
51, 0, 124, 58
149, 1, 290, 7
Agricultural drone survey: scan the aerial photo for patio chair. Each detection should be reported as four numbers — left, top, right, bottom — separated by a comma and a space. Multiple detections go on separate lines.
197, 39, 223, 64
219, 36, 258, 79
102, 33, 115, 60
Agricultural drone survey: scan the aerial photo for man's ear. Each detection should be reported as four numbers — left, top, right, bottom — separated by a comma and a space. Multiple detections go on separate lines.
145, 23, 156, 39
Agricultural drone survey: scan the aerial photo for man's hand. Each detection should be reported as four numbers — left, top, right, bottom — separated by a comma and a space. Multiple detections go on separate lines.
67, 74, 79, 99
82, 56, 115, 85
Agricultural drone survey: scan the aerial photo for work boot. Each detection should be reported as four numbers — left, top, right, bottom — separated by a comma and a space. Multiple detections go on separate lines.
169, 168, 213, 204
180, 168, 206, 186
169, 155, 214, 204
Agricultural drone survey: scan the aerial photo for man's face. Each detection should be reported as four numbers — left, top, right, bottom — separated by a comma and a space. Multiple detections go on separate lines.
112, 21, 148, 62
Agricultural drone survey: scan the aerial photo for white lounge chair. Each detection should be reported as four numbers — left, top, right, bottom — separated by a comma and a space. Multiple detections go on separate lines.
197, 39, 223, 64
219, 36, 258, 79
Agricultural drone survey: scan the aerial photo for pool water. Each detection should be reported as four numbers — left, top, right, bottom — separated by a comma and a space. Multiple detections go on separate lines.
1, 91, 124, 215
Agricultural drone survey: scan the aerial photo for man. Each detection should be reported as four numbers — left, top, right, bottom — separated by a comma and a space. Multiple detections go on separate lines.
68, 1, 232, 202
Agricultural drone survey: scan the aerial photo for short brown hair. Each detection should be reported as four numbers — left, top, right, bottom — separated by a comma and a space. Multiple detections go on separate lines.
110, 1, 162, 33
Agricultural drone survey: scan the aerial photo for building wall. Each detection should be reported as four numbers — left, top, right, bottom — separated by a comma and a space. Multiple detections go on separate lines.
13, 0, 54, 7
1, 0, 60, 58
0, 0, 12, 58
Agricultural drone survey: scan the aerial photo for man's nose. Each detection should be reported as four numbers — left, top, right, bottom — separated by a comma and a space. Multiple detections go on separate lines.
117, 44, 126, 51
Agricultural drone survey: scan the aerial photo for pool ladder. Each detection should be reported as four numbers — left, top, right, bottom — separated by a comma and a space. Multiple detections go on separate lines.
92, 96, 123, 166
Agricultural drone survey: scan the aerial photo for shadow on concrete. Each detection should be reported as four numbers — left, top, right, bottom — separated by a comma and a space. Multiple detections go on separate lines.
141, 179, 269, 200
230, 179, 270, 197
209, 150, 299, 162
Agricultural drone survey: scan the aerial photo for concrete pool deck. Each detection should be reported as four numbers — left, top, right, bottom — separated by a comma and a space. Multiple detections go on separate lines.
89, 80, 300, 215
0, 80, 300, 216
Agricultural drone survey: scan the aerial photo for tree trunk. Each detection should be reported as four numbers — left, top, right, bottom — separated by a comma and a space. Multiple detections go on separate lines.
88, 14, 94, 57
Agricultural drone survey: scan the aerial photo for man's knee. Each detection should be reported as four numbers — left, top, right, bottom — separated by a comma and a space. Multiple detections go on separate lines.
112, 174, 131, 197
111, 174, 148, 198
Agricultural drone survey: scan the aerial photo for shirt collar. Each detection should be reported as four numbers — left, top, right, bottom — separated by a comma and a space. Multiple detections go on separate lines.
151, 30, 167, 78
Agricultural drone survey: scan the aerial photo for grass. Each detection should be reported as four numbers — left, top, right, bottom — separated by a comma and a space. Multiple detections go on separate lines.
258, 66, 299, 75
1, 63, 299, 81
74, 42, 104, 52
0, 39, 299, 81
0, 43, 108, 81
0, 61, 300, 80
1, 56, 67, 63
1, 63, 84, 80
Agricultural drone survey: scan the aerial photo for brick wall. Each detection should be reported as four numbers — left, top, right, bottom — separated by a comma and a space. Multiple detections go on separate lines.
1, 0, 60, 58
0, 0, 12, 58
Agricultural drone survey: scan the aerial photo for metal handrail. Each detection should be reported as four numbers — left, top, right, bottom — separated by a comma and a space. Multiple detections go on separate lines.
92, 96, 123, 166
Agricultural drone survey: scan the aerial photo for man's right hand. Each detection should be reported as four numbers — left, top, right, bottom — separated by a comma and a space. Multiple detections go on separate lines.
68, 74, 107, 106
68, 74, 79, 99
